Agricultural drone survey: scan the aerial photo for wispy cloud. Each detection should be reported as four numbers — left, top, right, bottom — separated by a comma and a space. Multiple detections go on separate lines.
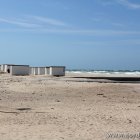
29, 16, 67, 26
99, 0, 140, 9
91, 17, 124, 27
0, 16, 67, 28
0, 16, 139, 36
0, 28, 140, 36
41, 29, 140, 36
75, 39, 140, 46
117, 0, 140, 9
0, 18, 40, 28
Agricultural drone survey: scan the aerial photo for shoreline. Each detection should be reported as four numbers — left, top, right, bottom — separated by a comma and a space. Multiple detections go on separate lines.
65, 72, 140, 83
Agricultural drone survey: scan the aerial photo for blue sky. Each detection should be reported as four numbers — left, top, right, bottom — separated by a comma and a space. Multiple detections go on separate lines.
0, 0, 140, 70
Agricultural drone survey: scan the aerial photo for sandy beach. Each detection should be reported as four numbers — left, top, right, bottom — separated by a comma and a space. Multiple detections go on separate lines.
0, 73, 140, 140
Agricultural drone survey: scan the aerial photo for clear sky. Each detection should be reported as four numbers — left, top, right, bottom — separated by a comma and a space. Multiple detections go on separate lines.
0, 0, 140, 70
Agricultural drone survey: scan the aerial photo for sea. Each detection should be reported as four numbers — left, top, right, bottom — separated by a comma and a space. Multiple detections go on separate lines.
66, 70, 140, 76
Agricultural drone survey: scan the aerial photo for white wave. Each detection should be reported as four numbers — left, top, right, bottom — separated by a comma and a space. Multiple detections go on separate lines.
66, 71, 83, 74
124, 72, 140, 75
66, 70, 140, 76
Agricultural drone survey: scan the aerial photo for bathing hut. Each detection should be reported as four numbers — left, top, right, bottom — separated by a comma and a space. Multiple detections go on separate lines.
49, 66, 65, 76
38, 67, 45, 75
29, 67, 35, 75
1, 64, 14, 73
32, 67, 38, 75
10, 65, 29, 75
30, 67, 40, 75
45, 67, 50, 75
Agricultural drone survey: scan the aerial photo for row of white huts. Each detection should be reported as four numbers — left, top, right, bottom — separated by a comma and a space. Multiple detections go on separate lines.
0, 64, 65, 76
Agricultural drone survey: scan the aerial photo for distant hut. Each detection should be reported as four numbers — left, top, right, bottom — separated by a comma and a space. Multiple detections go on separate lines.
10, 65, 29, 75
49, 66, 65, 76
45, 67, 50, 75
38, 67, 45, 75
29, 67, 35, 75
1, 64, 66, 76
30, 67, 39, 75
1, 64, 14, 73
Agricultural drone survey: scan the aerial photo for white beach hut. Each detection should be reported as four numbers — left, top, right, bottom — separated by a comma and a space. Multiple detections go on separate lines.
38, 67, 45, 75
1, 64, 14, 73
34, 67, 38, 75
49, 66, 65, 76
45, 67, 50, 75
1, 64, 4, 71
10, 65, 29, 75
29, 67, 35, 75
30, 67, 39, 75
30, 67, 47, 75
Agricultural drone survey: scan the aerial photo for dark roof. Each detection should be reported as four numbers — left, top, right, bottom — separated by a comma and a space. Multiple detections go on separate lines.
1, 64, 15, 65
1, 64, 29, 66
49, 66, 65, 68
30, 67, 45, 68
11, 65, 29, 66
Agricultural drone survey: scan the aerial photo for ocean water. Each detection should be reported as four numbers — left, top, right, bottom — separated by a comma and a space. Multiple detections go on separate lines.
66, 70, 140, 76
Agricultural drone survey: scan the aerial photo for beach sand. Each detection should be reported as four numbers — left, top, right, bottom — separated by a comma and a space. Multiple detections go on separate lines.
0, 73, 140, 140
